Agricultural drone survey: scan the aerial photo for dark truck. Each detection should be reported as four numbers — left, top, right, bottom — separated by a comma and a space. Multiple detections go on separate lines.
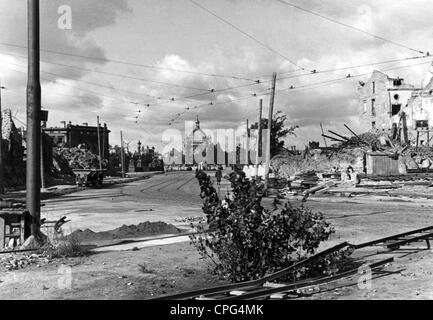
73, 169, 104, 188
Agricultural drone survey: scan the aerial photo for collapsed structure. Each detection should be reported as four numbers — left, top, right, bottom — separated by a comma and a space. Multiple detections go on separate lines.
1, 109, 25, 187
272, 65, 433, 188
358, 66, 433, 147
43, 121, 110, 163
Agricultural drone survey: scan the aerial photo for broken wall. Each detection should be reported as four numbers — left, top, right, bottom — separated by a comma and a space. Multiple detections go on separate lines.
1, 109, 25, 187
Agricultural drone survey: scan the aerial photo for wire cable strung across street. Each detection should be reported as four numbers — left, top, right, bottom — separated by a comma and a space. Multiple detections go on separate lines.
0, 42, 259, 82
167, 58, 433, 124
276, 0, 427, 55
0, 63, 144, 107
2, 45, 429, 126
189, 0, 305, 71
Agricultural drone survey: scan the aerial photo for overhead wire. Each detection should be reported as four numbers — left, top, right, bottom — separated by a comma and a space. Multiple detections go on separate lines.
0, 42, 259, 82
189, 0, 305, 71
169, 58, 433, 124
276, 0, 426, 54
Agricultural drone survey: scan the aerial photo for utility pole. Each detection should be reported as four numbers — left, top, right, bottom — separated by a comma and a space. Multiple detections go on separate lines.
40, 127, 45, 190
320, 123, 328, 148
27, 0, 42, 238
246, 119, 250, 165
97, 116, 103, 170
264, 72, 277, 190
0, 81, 5, 195
120, 131, 125, 178
255, 99, 263, 180
102, 124, 106, 161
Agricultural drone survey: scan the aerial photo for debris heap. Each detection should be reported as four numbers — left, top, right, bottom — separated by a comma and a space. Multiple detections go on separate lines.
52, 146, 100, 174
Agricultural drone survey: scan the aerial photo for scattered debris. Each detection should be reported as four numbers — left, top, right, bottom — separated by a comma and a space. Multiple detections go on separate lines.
0, 252, 52, 271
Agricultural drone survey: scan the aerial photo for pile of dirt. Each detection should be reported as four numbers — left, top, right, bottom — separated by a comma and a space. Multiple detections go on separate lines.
69, 221, 182, 242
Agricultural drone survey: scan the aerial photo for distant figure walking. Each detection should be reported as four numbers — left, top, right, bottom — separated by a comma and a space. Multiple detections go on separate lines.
215, 167, 223, 186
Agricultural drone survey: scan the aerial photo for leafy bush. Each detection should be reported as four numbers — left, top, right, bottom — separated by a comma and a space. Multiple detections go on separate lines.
190, 170, 335, 282
42, 234, 88, 259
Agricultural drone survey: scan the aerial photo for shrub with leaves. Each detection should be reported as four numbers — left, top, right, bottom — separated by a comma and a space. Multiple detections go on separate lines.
41, 233, 88, 259
190, 170, 335, 282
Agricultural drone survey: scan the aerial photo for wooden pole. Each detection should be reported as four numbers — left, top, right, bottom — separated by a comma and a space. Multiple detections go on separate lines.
255, 99, 263, 179
97, 116, 102, 170
328, 130, 350, 141
246, 119, 249, 165
264, 72, 277, 190
120, 131, 125, 178
102, 124, 105, 161
0, 82, 4, 195
322, 134, 345, 143
40, 127, 45, 190
344, 124, 361, 141
320, 123, 328, 148
27, 0, 42, 238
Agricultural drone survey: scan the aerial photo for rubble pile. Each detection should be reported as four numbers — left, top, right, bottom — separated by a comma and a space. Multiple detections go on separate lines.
53, 147, 100, 171
270, 126, 433, 198
0, 253, 52, 271
272, 147, 364, 179
290, 171, 320, 190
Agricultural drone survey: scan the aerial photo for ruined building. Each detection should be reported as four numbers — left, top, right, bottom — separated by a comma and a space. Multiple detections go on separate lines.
43, 121, 110, 161
359, 66, 433, 146
1, 109, 25, 187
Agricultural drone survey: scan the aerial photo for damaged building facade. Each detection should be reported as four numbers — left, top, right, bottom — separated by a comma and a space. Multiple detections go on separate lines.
43, 121, 110, 161
359, 67, 433, 146
1, 109, 25, 187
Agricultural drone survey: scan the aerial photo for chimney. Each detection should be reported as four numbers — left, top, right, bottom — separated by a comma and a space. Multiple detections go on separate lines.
60, 121, 66, 128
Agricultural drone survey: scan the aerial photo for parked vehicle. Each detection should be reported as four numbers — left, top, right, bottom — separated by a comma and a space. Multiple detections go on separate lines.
73, 169, 104, 188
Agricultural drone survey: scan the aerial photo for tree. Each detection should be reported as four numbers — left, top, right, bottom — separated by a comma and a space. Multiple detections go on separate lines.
251, 111, 298, 157
108, 145, 131, 175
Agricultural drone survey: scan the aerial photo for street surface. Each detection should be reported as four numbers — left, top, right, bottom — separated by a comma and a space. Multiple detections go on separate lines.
41, 172, 229, 233
41, 171, 433, 244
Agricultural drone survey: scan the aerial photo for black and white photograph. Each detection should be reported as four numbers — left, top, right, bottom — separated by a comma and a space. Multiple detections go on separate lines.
1, 0, 433, 307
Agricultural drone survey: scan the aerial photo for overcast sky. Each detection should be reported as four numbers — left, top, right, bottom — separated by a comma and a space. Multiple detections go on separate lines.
1, 0, 433, 150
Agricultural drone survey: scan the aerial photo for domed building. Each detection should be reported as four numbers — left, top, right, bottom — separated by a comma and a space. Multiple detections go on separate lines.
184, 116, 211, 165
